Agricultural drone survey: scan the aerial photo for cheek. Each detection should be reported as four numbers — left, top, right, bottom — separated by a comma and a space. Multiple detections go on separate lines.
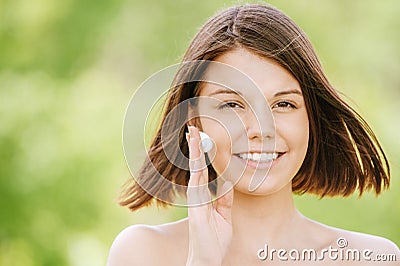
297, 114, 309, 152
276, 113, 309, 152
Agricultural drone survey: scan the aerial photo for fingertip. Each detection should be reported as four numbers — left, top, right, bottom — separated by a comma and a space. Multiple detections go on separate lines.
188, 126, 201, 158
188, 125, 197, 136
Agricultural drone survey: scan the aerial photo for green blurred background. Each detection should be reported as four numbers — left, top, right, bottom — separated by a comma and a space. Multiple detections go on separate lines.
0, 0, 399, 265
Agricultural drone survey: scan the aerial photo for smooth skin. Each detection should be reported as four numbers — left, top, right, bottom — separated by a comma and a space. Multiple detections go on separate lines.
107, 48, 400, 266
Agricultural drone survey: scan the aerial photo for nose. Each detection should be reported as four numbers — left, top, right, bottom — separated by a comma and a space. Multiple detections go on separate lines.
246, 105, 275, 140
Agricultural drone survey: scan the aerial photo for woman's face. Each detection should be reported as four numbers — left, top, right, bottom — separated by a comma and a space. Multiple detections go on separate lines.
196, 48, 309, 195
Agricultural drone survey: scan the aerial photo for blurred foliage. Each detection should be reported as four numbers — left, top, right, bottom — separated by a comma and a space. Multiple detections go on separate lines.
0, 0, 399, 265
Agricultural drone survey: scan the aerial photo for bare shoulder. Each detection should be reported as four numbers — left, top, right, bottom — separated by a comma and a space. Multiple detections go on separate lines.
339, 229, 400, 253
301, 217, 399, 265
331, 228, 399, 265
107, 218, 189, 266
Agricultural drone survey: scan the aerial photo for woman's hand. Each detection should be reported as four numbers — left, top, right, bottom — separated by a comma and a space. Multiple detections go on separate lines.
186, 126, 234, 266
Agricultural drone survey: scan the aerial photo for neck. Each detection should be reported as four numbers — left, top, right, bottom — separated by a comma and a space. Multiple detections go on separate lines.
230, 183, 301, 247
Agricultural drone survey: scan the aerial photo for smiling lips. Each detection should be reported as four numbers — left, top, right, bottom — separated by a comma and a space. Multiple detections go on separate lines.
237, 152, 278, 162
234, 152, 285, 170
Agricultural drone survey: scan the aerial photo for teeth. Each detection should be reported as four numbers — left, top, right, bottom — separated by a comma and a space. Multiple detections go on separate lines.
238, 152, 279, 162
253, 153, 261, 160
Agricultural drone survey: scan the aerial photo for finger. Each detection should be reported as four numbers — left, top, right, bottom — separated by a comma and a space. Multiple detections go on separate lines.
188, 126, 208, 185
187, 173, 212, 206
186, 126, 211, 206
186, 129, 201, 188
215, 181, 234, 223
188, 126, 201, 161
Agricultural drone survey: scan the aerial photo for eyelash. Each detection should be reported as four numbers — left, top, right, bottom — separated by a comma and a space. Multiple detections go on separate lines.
273, 101, 296, 110
218, 101, 244, 110
218, 100, 297, 111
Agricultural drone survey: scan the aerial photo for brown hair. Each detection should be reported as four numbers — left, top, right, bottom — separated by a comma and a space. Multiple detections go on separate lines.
119, 4, 390, 211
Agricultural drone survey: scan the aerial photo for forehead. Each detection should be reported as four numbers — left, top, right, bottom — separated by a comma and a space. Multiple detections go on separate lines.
200, 48, 301, 98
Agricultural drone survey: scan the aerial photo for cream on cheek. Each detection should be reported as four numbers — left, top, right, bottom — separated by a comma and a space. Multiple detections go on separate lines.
204, 123, 232, 175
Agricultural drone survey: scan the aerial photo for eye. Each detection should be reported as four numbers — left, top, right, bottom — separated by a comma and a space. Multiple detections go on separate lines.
273, 101, 296, 110
218, 101, 244, 110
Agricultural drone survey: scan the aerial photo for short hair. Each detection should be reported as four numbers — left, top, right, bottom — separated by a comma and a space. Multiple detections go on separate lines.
119, 4, 390, 211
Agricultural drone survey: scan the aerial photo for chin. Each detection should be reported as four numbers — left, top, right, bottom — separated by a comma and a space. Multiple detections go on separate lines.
232, 175, 293, 196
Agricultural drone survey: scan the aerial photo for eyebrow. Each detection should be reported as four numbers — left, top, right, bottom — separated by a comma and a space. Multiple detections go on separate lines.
206, 88, 302, 97
207, 89, 243, 97
273, 89, 302, 97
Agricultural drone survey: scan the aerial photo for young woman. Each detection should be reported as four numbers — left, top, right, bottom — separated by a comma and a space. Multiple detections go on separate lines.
108, 4, 399, 265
